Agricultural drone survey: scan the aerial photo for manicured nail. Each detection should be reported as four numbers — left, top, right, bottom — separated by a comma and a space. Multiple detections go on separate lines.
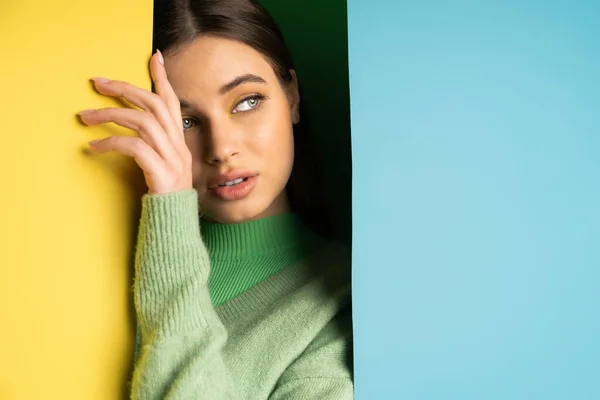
77, 109, 96, 116
91, 77, 110, 83
88, 139, 101, 146
156, 49, 164, 65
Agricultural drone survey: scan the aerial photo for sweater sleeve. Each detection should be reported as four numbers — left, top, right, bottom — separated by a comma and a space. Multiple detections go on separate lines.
130, 189, 239, 399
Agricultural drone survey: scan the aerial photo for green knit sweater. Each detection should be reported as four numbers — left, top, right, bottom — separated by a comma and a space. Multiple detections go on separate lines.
130, 190, 353, 399
203, 210, 327, 307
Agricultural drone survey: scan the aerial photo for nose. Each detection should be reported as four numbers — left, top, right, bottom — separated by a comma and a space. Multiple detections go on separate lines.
204, 118, 239, 165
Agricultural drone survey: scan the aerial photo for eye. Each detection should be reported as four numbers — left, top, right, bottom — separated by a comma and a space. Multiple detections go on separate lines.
232, 95, 265, 114
182, 117, 197, 131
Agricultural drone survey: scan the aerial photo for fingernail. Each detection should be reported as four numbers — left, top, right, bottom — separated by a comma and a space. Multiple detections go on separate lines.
156, 49, 164, 65
77, 109, 96, 116
91, 77, 110, 83
88, 139, 101, 146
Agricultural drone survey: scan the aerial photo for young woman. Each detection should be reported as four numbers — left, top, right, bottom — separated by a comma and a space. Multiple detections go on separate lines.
78, 0, 352, 398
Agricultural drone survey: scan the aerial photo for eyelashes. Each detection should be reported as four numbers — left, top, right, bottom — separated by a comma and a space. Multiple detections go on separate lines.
181, 94, 268, 132
232, 94, 267, 114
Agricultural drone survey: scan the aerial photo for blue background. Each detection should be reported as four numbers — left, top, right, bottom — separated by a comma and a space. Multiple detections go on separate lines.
348, 1, 600, 398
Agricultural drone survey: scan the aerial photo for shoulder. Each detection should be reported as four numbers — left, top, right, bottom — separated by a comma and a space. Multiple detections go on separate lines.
279, 241, 353, 379
276, 301, 354, 386
305, 301, 353, 366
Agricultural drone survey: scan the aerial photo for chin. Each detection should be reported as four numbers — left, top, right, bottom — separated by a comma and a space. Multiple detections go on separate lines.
201, 199, 276, 225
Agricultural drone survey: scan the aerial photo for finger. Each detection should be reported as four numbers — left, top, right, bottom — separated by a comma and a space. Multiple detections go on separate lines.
90, 76, 181, 145
79, 108, 177, 161
150, 50, 188, 151
89, 136, 165, 175
151, 50, 183, 124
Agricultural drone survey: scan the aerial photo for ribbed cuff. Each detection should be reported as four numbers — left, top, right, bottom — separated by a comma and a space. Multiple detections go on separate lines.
134, 189, 211, 336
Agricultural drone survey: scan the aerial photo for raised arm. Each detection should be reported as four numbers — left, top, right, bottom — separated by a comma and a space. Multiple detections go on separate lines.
131, 189, 238, 399
78, 51, 239, 399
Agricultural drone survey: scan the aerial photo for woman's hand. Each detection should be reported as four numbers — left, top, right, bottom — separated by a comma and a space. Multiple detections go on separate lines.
78, 50, 192, 195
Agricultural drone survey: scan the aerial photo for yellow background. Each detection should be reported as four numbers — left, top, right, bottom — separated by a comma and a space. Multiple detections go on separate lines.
0, 1, 152, 398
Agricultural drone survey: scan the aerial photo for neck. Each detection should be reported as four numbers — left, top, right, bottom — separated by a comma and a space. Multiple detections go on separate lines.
252, 191, 292, 221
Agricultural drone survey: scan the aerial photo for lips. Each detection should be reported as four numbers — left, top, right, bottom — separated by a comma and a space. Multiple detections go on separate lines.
208, 170, 258, 189
209, 173, 258, 201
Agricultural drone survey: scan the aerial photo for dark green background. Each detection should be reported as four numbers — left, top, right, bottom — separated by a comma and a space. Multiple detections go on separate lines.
260, 0, 352, 244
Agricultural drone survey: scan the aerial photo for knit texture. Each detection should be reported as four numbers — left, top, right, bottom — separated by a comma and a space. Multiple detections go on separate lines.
130, 190, 353, 399
203, 213, 327, 307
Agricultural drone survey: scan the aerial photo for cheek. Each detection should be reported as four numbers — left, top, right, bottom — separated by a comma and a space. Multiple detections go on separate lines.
184, 133, 204, 180
251, 109, 295, 170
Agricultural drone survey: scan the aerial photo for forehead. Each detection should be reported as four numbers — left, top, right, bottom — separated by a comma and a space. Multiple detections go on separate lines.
164, 35, 277, 95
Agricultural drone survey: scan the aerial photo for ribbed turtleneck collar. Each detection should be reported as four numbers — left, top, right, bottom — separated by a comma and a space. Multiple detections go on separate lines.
200, 213, 324, 261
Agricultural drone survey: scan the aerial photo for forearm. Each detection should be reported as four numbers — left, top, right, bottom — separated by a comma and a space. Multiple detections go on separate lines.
130, 190, 238, 399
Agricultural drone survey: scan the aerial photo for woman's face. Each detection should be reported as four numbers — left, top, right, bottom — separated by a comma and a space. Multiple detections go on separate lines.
164, 36, 299, 224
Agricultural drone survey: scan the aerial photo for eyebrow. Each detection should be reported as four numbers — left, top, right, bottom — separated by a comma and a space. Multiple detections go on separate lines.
219, 74, 267, 95
179, 74, 267, 110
